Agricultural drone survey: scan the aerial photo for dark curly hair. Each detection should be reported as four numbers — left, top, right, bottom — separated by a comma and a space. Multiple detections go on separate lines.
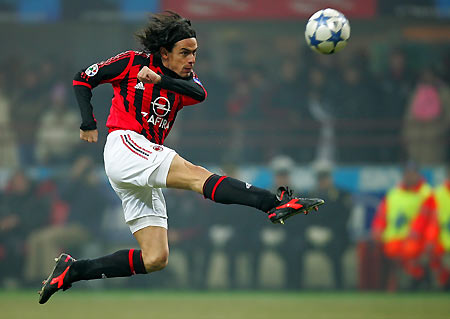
136, 11, 196, 54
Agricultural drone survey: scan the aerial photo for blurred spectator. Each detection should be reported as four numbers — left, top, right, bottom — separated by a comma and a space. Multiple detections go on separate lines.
226, 67, 267, 121
272, 35, 301, 62
38, 60, 60, 100
25, 155, 106, 282
35, 84, 80, 165
402, 69, 450, 165
190, 52, 228, 119
307, 68, 336, 167
372, 163, 434, 290
442, 50, 450, 85
224, 73, 249, 163
425, 169, 450, 289
351, 193, 386, 291
60, 155, 107, 235
0, 170, 50, 286
338, 67, 373, 119
267, 155, 307, 289
307, 166, 353, 289
379, 49, 415, 119
11, 70, 43, 165
225, 67, 269, 163
337, 66, 385, 162
266, 59, 304, 118
165, 188, 208, 288
265, 60, 306, 161
0, 71, 19, 168
202, 165, 262, 289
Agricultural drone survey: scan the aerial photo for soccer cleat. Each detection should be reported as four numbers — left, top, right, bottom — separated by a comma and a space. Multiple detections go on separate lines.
267, 186, 324, 224
38, 253, 75, 304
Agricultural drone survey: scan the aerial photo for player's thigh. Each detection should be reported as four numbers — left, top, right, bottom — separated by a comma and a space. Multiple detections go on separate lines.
166, 154, 213, 193
134, 226, 169, 271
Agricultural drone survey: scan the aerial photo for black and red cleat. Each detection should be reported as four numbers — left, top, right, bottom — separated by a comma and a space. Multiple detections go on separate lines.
38, 253, 75, 304
267, 186, 324, 224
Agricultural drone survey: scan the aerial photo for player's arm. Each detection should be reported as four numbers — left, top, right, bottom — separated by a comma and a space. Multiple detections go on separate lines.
138, 66, 207, 103
73, 51, 135, 142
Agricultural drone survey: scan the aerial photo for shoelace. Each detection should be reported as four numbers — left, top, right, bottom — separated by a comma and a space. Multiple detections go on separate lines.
282, 187, 293, 198
287, 188, 293, 197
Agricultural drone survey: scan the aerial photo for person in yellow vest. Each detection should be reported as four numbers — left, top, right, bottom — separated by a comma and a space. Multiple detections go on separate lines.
424, 175, 450, 289
372, 163, 434, 290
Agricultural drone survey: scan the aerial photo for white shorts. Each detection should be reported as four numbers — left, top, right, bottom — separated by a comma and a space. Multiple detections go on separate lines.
104, 130, 177, 233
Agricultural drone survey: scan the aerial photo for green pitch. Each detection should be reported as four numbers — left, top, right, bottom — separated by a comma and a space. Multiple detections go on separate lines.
1, 290, 449, 319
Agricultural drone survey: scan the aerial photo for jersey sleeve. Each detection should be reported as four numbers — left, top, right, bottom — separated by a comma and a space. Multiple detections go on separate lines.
159, 71, 207, 106
73, 51, 135, 130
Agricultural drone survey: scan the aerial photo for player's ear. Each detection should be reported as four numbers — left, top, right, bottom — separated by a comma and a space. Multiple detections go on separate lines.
160, 47, 169, 59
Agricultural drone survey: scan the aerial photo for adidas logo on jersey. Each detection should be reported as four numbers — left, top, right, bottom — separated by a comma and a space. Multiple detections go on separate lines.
134, 82, 145, 90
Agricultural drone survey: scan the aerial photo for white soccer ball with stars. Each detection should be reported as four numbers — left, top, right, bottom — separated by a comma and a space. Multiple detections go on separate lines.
305, 8, 351, 54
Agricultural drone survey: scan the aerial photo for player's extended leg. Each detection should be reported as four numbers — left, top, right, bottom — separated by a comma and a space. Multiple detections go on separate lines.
165, 154, 213, 193
166, 154, 324, 223
39, 226, 168, 304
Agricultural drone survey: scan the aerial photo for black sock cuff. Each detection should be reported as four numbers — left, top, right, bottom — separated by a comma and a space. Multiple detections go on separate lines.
68, 249, 147, 283
203, 174, 227, 200
203, 174, 277, 212
131, 249, 147, 274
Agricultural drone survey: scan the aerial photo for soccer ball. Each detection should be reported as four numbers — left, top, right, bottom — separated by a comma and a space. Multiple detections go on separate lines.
305, 8, 351, 54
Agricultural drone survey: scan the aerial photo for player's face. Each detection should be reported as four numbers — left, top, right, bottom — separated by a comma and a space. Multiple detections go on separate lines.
162, 38, 197, 78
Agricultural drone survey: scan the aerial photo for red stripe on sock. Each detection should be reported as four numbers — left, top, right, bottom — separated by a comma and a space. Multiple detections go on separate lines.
129, 249, 136, 275
202, 174, 215, 198
211, 176, 227, 201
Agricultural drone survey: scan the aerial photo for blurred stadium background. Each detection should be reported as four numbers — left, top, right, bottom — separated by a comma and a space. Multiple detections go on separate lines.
1, 0, 450, 318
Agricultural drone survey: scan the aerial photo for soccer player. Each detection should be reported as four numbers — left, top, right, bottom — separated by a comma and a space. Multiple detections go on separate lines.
38, 11, 324, 304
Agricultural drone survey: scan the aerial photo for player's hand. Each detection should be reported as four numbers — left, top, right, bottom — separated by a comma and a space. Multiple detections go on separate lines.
137, 66, 161, 84
80, 129, 98, 143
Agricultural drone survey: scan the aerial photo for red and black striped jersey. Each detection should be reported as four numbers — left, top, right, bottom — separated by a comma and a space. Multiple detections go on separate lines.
73, 50, 207, 145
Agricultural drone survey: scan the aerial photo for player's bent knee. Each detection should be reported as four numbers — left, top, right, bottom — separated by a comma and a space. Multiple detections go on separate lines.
142, 251, 169, 272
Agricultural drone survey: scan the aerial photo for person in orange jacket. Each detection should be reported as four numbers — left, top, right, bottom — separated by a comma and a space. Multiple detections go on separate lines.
372, 163, 434, 290
424, 172, 450, 289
